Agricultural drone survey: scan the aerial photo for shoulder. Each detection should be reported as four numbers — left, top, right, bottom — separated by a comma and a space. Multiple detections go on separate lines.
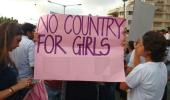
127, 63, 148, 77
132, 62, 153, 74
144, 62, 166, 69
135, 62, 167, 76
132, 63, 146, 72
127, 63, 146, 79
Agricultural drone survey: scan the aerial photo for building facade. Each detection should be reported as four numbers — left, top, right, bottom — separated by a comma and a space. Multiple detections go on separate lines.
108, 0, 170, 30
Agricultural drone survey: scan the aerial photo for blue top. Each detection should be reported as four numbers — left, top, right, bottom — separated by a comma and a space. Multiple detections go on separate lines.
0, 65, 17, 90
0, 63, 24, 100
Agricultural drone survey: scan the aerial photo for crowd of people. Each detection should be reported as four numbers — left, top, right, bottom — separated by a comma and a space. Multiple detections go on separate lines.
0, 21, 170, 100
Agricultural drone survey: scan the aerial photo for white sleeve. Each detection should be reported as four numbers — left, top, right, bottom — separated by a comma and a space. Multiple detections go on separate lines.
166, 47, 170, 61
28, 41, 35, 67
126, 64, 143, 88
165, 33, 170, 40
127, 50, 135, 67
127, 50, 145, 67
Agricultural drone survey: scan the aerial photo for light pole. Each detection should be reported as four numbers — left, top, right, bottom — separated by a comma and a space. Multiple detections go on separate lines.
122, 0, 127, 18
48, 0, 82, 14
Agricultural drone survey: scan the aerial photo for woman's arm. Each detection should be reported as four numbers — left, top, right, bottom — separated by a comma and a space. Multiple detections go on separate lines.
133, 40, 143, 67
0, 78, 32, 99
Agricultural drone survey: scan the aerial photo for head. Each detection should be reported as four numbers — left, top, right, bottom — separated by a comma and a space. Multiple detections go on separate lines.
142, 31, 167, 62
0, 22, 22, 61
6, 23, 23, 50
168, 27, 170, 33
22, 23, 36, 40
158, 29, 166, 35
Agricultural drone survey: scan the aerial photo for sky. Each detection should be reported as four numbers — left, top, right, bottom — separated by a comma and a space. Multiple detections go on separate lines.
0, 0, 123, 24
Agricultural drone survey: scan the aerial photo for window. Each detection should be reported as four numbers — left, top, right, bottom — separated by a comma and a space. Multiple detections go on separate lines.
154, 22, 162, 27
128, 11, 133, 15
166, 15, 170, 20
166, 23, 170, 27
155, 14, 162, 18
128, 20, 131, 25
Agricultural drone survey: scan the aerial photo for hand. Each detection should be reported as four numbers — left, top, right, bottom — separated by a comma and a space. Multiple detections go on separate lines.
33, 32, 38, 42
134, 39, 144, 57
121, 35, 127, 48
14, 78, 33, 90
125, 67, 133, 75
133, 39, 144, 67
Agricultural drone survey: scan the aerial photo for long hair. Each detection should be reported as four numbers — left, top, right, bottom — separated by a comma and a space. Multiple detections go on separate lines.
0, 22, 22, 67
0, 22, 9, 63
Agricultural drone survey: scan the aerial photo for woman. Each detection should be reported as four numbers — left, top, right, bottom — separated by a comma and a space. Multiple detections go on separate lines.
120, 31, 167, 100
0, 22, 32, 100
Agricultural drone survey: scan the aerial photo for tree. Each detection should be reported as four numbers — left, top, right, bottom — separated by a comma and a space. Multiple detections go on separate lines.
0, 16, 18, 24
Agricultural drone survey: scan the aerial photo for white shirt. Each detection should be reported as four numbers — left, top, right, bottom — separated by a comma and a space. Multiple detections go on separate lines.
126, 62, 167, 100
10, 36, 35, 79
165, 33, 170, 40
128, 50, 145, 67
165, 46, 170, 76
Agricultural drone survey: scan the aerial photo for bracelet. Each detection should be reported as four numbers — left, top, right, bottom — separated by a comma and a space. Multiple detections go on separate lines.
8, 87, 15, 95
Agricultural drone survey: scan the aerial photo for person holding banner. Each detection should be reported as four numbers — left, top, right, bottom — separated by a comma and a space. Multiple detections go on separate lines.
120, 31, 167, 100
0, 22, 33, 100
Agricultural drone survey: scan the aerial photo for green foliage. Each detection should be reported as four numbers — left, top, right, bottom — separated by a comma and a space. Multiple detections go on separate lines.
0, 16, 18, 24
122, 0, 128, 2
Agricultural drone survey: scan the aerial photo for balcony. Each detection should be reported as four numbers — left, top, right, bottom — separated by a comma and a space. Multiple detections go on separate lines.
155, 8, 165, 14
154, 18, 163, 21
154, 19, 170, 23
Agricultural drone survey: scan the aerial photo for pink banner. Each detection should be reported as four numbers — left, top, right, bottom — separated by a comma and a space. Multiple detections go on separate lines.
34, 14, 126, 82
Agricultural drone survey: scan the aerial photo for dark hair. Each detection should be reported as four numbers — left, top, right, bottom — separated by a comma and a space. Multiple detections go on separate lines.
143, 31, 167, 62
166, 40, 170, 46
0, 22, 9, 49
0, 22, 22, 63
159, 29, 166, 34
21, 23, 36, 35
6, 22, 23, 48
167, 27, 170, 31
128, 41, 134, 50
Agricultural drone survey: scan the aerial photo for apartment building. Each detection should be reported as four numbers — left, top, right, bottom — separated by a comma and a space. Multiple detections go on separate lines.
108, 0, 170, 30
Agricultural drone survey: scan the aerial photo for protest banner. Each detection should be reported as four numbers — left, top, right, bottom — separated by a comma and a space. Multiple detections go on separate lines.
128, 0, 155, 41
34, 14, 126, 82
